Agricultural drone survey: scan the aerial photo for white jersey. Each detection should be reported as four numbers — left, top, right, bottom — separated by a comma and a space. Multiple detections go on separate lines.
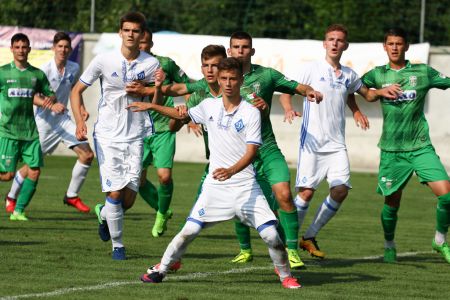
188, 98, 262, 185
79, 50, 159, 142
35, 59, 80, 131
297, 60, 362, 152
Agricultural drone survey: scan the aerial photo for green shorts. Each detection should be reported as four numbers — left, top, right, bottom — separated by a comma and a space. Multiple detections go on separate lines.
377, 145, 449, 196
255, 145, 291, 186
142, 131, 176, 169
0, 137, 43, 172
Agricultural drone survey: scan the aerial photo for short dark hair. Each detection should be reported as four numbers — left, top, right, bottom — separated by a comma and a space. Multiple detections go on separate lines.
53, 32, 71, 46
143, 28, 152, 40
11, 33, 30, 46
230, 31, 252, 46
201, 45, 226, 60
325, 24, 348, 40
120, 11, 146, 31
218, 57, 243, 76
384, 28, 408, 44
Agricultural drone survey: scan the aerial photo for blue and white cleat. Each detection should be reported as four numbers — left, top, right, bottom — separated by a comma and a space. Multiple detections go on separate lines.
95, 204, 110, 242
112, 247, 126, 260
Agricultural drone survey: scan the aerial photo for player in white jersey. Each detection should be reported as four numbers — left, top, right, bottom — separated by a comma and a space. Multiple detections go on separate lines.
70, 12, 161, 260
280, 24, 398, 258
4, 32, 94, 214
128, 57, 301, 289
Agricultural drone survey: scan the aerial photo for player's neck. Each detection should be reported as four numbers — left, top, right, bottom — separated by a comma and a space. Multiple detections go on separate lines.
13, 60, 28, 70
242, 61, 251, 75
222, 94, 241, 112
54, 57, 66, 75
208, 82, 221, 97
121, 45, 140, 61
325, 56, 341, 72
389, 60, 407, 70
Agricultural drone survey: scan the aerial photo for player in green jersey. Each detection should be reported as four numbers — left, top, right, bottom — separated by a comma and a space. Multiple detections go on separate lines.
0, 33, 63, 221
361, 28, 450, 263
137, 29, 190, 237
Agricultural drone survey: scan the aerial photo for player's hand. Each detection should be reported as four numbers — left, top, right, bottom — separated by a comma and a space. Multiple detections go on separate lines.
127, 102, 152, 112
175, 105, 188, 117
283, 109, 302, 124
154, 68, 166, 87
251, 96, 267, 111
353, 110, 369, 130
212, 167, 234, 181
125, 81, 147, 97
75, 122, 88, 141
51, 103, 66, 114
187, 122, 202, 137
379, 84, 402, 100
81, 107, 90, 121
306, 89, 323, 103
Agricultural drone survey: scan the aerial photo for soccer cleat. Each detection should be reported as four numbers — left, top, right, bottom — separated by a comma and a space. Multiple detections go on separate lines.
281, 277, 302, 289
141, 272, 165, 283
152, 210, 172, 237
5, 196, 16, 213
95, 204, 110, 242
300, 237, 325, 259
383, 247, 397, 263
432, 240, 450, 264
63, 195, 90, 213
147, 261, 182, 274
231, 249, 253, 263
112, 247, 126, 260
10, 211, 29, 221
287, 249, 306, 269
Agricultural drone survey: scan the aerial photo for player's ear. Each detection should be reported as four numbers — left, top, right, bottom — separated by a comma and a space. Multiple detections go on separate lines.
227, 48, 231, 56
251, 48, 255, 56
405, 42, 409, 52
343, 41, 349, 51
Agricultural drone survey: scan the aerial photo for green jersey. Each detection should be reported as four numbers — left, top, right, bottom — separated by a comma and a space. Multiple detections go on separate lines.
362, 61, 450, 151
150, 54, 189, 133
0, 62, 54, 141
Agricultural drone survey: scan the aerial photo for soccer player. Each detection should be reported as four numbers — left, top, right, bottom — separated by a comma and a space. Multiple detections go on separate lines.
361, 28, 450, 263
130, 57, 302, 289
137, 29, 190, 237
4, 32, 94, 214
279, 24, 398, 259
70, 12, 161, 260
1, 33, 63, 220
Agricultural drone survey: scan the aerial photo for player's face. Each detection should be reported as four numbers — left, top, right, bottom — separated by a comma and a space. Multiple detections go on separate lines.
53, 40, 71, 62
201, 56, 222, 84
10, 40, 31, 64
218, 69, 243, 98
228, 39, 254, 64
323, 31, 348, 60
119, 22, 143, 49
139, 31, 153, 53
384, 35, 409, 65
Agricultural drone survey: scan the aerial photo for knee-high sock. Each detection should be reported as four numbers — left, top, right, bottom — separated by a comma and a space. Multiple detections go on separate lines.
8, 171, 25, 199
436, 192, 450, 244
258, 222, 291, 281
235, 221, 252, 250
304, 195, 341, 239
66, 160, 90, 198
139, 179, 159, 211
158, 181, 173, 215
160, 220, 202, 274
278, 209, 299, 250
104, 197, 124, 248
381, 204, 399, 243
294, 195, 310, 232
15, 178, 38, 213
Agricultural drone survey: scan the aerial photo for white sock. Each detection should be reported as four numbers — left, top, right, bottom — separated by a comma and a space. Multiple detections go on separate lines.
104, 197, 124, 248
8, 171, 25, 199
294, 195, 310, 232
66, 160, 90, 198
160, 220, 202, 274
384, 240, 396, 249
434, 231, 446, 246
258, 224, 291, 281
304, 195, 341, 239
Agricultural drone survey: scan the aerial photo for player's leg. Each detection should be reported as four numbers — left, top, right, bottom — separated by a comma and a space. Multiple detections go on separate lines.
5, 165, 28, 213
0, 137, 19, 182
139, 136, 159, 211
101, 190, 126, 260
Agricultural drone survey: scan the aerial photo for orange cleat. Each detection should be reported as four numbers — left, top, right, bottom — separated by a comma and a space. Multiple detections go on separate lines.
63, 196, 90, 213
5, 196, 16, 213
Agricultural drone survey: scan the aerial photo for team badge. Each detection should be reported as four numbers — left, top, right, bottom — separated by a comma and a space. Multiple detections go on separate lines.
198, 208, 205, 216
106, 179, 112, 187
409, 76, 417, 87
137, 71, 145, 80
252, 82, 261, 94
234, 119, 245, 132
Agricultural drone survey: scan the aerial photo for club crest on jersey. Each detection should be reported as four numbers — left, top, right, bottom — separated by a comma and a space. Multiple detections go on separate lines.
198, 208, 205, 216
252, 82, 261, 94
234, 119, 245, 132
106, 179, 112, 187
137, 71, 145, 80
409, 76, 417, 87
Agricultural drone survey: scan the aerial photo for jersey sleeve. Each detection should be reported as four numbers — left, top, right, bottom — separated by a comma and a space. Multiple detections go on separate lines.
361, 69, 377, 88
186, 79, 207, 94
167, 59, 190, 84
79, 54, 103, 86
36, 70, 55, 97
245, 107, 262, 146
427, 66, 450, 89
348, 69, 363, 94
187, 99, 207, 124
186, 91, 202, 109
271, 68, 299, 94
294, 63, 312, 86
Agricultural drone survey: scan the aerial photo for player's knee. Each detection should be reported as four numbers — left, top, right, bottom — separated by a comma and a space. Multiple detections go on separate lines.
0, 172, 15, 181
181, 220, 202, 239
385, 191, 402, 207
81, 150, 95, 164
438, 192, 450, 209
330, 185, 348, 202
298, 189, 314, 202
157, 170, 172, 185
27, 168, 41, 180
258, 221, 283, 249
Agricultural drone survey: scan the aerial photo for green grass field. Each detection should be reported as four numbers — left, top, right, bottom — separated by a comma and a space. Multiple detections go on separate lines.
1, 156, 449, 299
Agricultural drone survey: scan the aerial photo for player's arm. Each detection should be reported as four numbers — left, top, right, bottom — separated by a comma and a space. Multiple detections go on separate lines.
33, 93, 65, 114
356, 84, 401, 102
70, 81, 89, 141
127, 102, 190, 123
347, 93, 369, 130
294, 83, 323, 103
151, 68, 166, 105
279, 93, 301, 123
212, 144, 259, 181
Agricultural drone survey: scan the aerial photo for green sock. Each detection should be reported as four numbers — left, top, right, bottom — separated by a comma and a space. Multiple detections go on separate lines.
276, 222, 286, 246
278, 209, 299, 250
15, 178, 38, 213
381, 204, 399, 242
158, 181, 173, 215
436, 192, 450, 234
139, 179, 159, 211
235, 221, 252, 250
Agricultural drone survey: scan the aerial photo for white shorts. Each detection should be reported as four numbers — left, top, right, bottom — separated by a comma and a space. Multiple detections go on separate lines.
295, 148, 351, 190
94, 138, 143, 193
188, 180, 276, 229
38, 117, 88, 154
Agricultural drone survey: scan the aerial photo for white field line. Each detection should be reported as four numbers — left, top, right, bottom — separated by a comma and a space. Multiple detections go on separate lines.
0, 251, 433, 299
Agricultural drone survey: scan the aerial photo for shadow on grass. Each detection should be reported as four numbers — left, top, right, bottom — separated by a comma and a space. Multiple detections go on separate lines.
0, 240, 46, 246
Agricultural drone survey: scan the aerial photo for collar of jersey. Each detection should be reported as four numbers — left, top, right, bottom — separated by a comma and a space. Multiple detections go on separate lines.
385, 60, 411, 71
10, 61, 30, 71
205, 85, 222, 98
